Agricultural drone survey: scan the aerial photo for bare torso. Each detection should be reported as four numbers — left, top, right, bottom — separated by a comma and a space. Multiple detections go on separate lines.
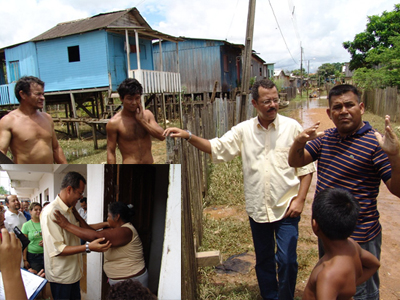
0, 109, 54, 164
303, 240, 363, 300
109, 111, 154, 164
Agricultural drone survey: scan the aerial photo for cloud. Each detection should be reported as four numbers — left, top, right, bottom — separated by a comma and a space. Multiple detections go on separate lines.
0, 0, 397, 73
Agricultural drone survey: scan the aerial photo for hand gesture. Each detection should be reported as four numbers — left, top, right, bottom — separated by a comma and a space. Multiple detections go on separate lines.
53, 210, 70, 229
163, 127, 189, 139
134, 101, 145, 123
296, 121, 325, 144
284, 196, 304, 218
24, 260, 30, 269
374, 115, 400, 157
0, 228, 22, 272
88, 237, 112, 252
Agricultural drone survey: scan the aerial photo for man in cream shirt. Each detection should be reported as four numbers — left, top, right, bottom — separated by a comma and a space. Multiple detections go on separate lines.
164, 79, 315, 300
41, 171, 111, 300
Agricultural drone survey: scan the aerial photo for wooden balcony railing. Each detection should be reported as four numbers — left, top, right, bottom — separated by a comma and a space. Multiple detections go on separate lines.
129, 69, 181, 94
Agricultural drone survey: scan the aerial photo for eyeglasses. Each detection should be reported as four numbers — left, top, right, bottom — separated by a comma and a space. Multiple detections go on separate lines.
260, 99, 280, 106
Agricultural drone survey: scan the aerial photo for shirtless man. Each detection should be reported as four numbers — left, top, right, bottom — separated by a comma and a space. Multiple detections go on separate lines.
106, 78, 165, 164
0, 76, 67, 164
303, 188, 380, 300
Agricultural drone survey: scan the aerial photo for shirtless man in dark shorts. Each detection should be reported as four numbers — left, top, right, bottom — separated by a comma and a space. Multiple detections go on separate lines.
106, 78, 165, 164
0, 76, 67, 164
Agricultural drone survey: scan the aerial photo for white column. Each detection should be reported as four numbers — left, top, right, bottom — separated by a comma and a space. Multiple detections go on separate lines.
125, 29, 131, 78
157, 165, 181, 299
86, 165, 105, 300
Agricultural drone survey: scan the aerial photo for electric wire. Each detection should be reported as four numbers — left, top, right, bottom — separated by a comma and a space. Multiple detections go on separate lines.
268, 0, 297, 65
226, 0, 241, 40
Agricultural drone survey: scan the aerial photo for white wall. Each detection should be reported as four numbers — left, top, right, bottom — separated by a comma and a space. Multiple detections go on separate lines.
158, 164, 181, 299
85, 165, 105, 300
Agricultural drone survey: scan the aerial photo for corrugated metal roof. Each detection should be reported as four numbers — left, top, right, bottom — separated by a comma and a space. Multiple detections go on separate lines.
31, 8, 149, 42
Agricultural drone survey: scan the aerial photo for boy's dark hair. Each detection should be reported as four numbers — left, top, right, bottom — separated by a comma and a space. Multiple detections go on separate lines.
108, 202, 135, 224
108, 279, 157, 300
80, 197, 87, 204
14, 76, 45, 102
312, 188, 360, 240
117, 78, 143, 100
251, 79, 277, 102
328, 84, 361, 105
61, 172, 86, 190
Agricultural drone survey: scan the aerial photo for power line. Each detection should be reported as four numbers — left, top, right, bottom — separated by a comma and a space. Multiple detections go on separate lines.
287, 0, 301, 46
226, 0, 241, 40
268, 0, 297, 65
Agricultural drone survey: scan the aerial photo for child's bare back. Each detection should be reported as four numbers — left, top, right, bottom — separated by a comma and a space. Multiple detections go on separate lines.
303, 238, 363, 300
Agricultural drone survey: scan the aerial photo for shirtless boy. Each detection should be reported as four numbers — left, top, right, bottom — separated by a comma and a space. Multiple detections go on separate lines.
0, 76, 67, 164
303, 188, 380, 300
106, 78, 165, 164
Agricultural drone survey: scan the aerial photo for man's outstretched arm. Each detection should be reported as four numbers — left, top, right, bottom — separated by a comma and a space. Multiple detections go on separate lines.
164, 127, 211, 154
288, 121, 324, 167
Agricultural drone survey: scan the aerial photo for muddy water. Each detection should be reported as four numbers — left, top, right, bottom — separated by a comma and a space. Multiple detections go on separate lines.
283, 96, 329, 128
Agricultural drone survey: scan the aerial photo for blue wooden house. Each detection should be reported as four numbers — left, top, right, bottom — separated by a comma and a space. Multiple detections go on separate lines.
0, 8, 182, 124
153, 37, 272, 97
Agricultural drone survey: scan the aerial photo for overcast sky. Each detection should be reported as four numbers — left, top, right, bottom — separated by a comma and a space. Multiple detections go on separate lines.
0, 0, 397, 73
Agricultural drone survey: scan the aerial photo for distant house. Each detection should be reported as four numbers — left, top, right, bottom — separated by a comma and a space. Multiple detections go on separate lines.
0, 8, 182, 119
264, 63, 275, 80
273, 69, 290, 87
342, 62, 354, 84
153, 37, 271, 96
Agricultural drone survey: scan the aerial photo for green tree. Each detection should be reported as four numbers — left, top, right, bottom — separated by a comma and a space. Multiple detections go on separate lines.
291, 68, 307, 77
0, 186, 9, 195
343, 4, 400, 71
317, 63, 336, 81
353, 35, 400, 89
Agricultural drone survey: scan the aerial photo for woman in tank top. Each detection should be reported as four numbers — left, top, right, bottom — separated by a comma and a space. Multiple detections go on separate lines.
53, 201, 148, 287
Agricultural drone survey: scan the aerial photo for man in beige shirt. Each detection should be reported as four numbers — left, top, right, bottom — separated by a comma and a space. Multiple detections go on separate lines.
41, 171, 111, 300
164, 79, 315, 300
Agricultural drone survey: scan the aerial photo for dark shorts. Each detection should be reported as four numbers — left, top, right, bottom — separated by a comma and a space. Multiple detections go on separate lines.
27, 251, 44, 273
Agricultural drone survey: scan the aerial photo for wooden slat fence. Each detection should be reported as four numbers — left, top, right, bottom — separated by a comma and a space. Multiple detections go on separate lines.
362, 87, 400, 122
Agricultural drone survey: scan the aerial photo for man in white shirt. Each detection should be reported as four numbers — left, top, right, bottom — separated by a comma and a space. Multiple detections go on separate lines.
4, 195, 26, 232
41, 171, 111, 300
164, 79, 315, 300
78, 197, 87, 222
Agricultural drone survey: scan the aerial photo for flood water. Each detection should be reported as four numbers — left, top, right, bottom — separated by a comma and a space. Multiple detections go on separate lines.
283, 96, 329, 128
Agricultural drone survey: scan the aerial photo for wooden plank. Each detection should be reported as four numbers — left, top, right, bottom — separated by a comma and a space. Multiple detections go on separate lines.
196, 251, 221, 268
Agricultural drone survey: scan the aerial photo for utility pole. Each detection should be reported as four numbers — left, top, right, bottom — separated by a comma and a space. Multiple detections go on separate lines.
300, 45, 303, 98
307, 59, 310, 98
239, 0, 256, 123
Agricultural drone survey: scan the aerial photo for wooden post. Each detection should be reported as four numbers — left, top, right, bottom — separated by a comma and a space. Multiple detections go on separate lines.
70, 93, 80, 139
239, 0, 256, 122
125, 29, 131, 78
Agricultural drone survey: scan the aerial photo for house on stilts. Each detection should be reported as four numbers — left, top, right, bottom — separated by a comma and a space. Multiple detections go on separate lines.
0, 7, 183, 143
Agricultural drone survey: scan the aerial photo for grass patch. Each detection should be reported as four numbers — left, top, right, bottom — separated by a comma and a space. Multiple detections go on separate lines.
204, 157, 244, 207
199, 216, 253, 257
199, 267, 260, 300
